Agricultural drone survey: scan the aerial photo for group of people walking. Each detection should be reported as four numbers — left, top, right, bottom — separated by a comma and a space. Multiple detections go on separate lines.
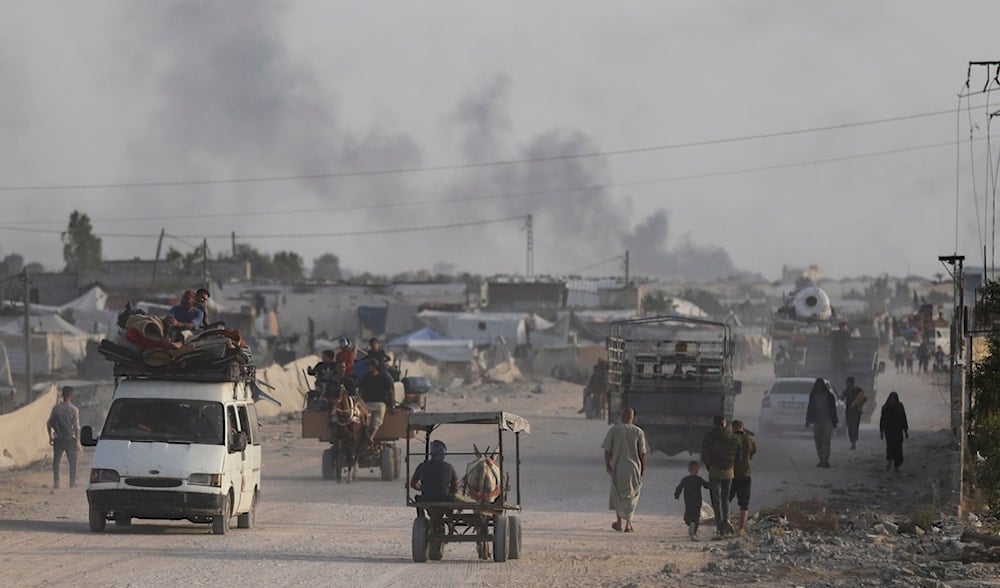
805, 376, 910, 471
601, 378, 911, 541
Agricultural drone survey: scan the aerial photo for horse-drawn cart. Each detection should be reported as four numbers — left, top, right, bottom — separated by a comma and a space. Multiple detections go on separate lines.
406, 411, 530, 563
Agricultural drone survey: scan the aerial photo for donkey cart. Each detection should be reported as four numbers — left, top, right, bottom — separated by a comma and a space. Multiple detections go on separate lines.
406, 411, 530, 563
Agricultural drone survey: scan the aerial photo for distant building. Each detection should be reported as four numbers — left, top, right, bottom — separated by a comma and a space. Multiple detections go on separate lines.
485, 280, 567, 311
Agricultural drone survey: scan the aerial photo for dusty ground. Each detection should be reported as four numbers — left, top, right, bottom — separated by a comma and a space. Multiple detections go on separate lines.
0, 359, 991, 587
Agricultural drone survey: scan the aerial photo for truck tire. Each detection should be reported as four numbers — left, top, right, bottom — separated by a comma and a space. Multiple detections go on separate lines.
493, 514, 508, 562
322, 448, 334, 480
213, 494, 231, 535
507, 515, 522, 559
380, 446, 394, 481
237, 489, 257, 529
412, 516, 429, 562
392, 446, 402, 480
89, 507, 107, 532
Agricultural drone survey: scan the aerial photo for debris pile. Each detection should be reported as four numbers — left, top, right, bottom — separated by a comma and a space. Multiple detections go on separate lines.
668, 501, 1000, 586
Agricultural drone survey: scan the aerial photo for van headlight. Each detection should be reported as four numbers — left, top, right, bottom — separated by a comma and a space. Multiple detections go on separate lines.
90, 469, 120, 483
187, 473, 222, 487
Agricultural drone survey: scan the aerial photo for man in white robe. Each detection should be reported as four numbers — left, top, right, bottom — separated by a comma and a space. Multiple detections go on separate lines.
602, 407, 649, 532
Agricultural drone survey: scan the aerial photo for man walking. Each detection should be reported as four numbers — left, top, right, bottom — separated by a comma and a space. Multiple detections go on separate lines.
701, 415, 739, 538
806, 378, 839, 467
46, 386, 81, 489
841, 376, 867, 450
602, 407, 648, 533
729, 420, 756, 535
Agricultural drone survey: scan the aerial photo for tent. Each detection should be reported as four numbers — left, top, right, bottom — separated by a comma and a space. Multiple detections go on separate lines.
388, 327, 443, 348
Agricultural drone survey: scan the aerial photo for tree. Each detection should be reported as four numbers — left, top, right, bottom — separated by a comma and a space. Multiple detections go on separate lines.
312, 253, 341, 281
970, 278, 1000, 510
272, 251, 304, 280
61, 210, 103, 272
641, 291, 675, 316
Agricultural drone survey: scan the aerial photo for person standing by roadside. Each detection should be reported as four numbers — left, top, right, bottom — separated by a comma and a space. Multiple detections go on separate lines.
841, 376, 867, 450
805, 378, 838, 468
880, 391, 909, 471
46, 386, 81, 489
701, 415, 739, 538
603, 407, 648, 533
728, 420, 756, 535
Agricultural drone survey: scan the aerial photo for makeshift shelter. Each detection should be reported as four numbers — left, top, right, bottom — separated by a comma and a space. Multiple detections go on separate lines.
388, 327, 443, 348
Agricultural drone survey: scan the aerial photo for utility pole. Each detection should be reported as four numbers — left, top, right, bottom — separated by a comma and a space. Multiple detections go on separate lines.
202, 238, 209, 285
152, 228, 165, 285
231, 231, 237, 258
524, 215, 534, 280
21, 269, 31, 403
624, 250, 630, 287
940, 254, 966, 512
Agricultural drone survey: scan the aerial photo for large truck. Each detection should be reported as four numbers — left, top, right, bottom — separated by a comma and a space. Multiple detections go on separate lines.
606, 316, 742, 456
798, 332, 884, 420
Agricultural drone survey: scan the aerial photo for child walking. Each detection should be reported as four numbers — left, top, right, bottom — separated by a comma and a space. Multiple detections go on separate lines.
674, 460, 710, 541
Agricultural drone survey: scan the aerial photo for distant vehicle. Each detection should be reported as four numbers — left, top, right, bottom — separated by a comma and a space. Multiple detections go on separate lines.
605, 316, 742, 456
758, 377, 845, 436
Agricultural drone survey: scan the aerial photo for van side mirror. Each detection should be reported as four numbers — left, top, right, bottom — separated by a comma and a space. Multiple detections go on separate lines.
733, 380, 742, 395
81, 425, 98, 447
230, 431, 248, 453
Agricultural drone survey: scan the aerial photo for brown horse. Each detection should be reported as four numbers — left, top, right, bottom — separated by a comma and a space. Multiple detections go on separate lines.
330, 385, 369, 483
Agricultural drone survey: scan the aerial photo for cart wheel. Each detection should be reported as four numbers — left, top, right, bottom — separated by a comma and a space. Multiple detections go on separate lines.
493, 514, 508, 562
380, 446, 394, 481
507, 515, 522, 559
321, 447, 334, 480
89, 507, 107, 532
412, 516, 429, 562
392, 446, 402, 480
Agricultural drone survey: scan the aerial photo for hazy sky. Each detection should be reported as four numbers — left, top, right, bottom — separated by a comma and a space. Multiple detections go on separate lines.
2, 1, 1000, 281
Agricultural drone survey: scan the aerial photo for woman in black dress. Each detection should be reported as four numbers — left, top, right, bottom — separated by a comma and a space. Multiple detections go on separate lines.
879, 391, 909, 471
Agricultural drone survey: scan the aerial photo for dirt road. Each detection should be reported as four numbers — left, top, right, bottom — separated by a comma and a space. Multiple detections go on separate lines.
0, 362, 955, 587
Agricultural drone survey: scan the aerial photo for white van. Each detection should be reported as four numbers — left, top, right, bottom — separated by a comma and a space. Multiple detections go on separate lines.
82, 377, 262, 534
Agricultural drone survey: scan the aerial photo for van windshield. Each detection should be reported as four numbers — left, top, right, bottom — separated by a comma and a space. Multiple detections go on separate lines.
769, 381, 815, 395
101, 398, 225, 445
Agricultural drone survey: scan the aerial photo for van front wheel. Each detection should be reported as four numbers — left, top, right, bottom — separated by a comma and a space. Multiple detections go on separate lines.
213, 494, 231, 535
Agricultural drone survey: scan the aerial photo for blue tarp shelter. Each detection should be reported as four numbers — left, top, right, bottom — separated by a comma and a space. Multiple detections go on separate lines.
388, 327, 443, 348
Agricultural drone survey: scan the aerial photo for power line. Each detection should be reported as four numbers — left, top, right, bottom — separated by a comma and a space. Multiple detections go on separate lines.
2, 134, 989, 230
0, 105, 987, 193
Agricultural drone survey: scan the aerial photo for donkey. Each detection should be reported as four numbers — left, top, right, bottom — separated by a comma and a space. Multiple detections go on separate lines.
329, 385, 369, 483
462, 444, 504, 503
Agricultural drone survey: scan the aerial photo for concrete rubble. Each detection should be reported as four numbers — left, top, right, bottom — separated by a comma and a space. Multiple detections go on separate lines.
668, 506, 1000, 586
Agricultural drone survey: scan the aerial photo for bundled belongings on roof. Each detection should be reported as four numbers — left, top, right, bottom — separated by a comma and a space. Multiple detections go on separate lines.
98, 302, 257, 385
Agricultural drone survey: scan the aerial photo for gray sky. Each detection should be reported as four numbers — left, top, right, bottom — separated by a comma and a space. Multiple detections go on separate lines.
2, 1, 999, 281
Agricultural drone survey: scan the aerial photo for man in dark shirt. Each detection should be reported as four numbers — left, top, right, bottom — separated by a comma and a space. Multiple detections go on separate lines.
358, 361, 394, 442
365, 337, 392, 366
194, 288, 211, 324
307, 350, 338, 401
841, 376, 867, 450
410, 440, 459, 501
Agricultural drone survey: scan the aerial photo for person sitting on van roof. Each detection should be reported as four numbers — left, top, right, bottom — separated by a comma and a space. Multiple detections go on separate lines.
165, 290, 205, 333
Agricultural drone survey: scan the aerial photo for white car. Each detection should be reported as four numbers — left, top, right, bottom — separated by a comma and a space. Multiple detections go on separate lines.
758, 377, 845, 435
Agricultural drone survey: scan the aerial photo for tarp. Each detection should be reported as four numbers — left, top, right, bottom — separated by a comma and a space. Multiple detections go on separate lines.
417, 311, 538, 346
407, 339, 475, 363
0, 314, 90, 337
388, 327, 443, 348
0, 384, 57, 470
